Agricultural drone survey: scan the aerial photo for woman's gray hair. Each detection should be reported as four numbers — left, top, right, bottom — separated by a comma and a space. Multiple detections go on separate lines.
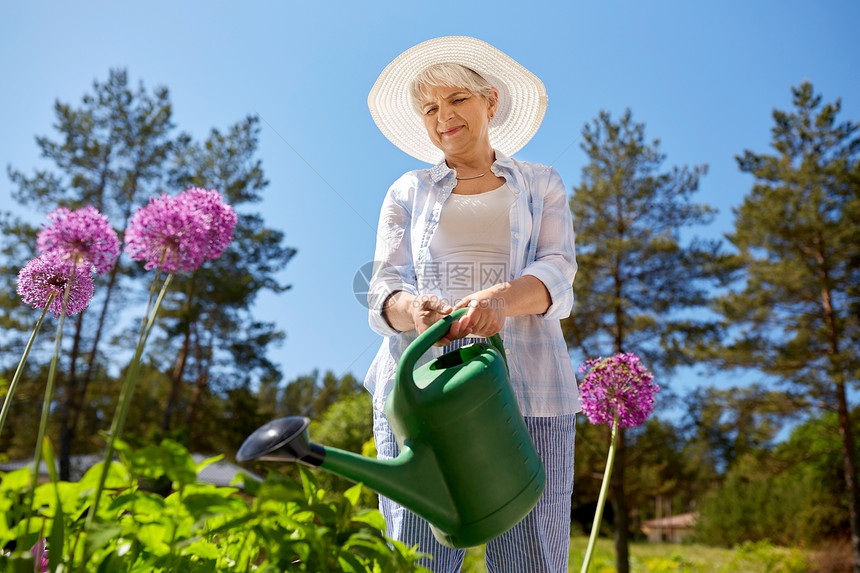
410, 63, 495, 115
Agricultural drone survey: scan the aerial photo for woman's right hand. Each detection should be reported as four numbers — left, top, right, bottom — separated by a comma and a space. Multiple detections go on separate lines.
411, 294, 457, 346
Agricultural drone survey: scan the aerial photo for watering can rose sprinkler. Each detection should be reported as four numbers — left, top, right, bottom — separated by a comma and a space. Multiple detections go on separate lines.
237, 307, 545, 548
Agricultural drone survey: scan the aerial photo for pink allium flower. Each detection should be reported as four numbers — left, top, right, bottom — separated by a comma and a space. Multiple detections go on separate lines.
37, 206, 120, 275
17, 254, 94, 317
177, 187, 238, 260
30, 538, 48, 572
124, 189, 236, 274
578, 352, 658, 428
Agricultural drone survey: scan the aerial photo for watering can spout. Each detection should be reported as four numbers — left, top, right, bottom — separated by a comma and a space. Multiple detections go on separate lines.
321, 441, 459, 530
235, 416, 459, 531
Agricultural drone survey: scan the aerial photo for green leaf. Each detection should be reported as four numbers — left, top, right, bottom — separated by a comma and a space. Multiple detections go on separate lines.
297, 465, 321, 501
231, 472, 261, 496
181, 539, 220, 560
342, 532, 394, 564
80, 461, 131, 491
126, 440, 197, 488
343, 483, 362, 507
257, 475, 303, 504
85, 523, 123, 555
338, 552, 367, 572
110, 490, 167, 517
41, 437, 59, 485
351, 509, 386, 531
134, 523, 170, 555
180, 492, 238, 520
179, 513, 256, 542
0, 468, 31, 492
48, 499, 64, 573
194, 454, 224, 474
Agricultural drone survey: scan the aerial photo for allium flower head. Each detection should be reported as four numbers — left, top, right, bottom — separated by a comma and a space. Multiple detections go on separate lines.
124, 189, 236, 274
17, 254, 94, 317
176, 187, 237, 260
578, 352, 658, 428
37, 205, 120, 274
31, 538, 48, 573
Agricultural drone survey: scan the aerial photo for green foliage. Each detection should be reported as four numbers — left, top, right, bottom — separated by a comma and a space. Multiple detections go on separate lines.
311, 391, 373, 454
309, 391, 376, 507
282, 370, 363, 420
714, 80, 860, 397
683, 384, 805, 471
565, 108, 727, 372
727, 541, 809, 573
567, 537, 810, 573
0, 439, 427, 572
696, 454, 825, 547
696, 409, 855, 547
712, 81, 860, 563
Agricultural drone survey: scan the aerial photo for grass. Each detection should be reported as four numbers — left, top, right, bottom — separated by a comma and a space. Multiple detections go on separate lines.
460, 536, 813, 572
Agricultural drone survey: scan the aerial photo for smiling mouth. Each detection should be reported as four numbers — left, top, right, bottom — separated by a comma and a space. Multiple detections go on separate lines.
440, 125, 464, 136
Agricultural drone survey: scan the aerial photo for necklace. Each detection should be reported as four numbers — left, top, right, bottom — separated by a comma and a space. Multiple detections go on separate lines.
456, 169, 490, 180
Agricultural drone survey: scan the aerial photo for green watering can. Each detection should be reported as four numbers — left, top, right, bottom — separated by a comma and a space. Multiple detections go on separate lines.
236, 308, 546, 548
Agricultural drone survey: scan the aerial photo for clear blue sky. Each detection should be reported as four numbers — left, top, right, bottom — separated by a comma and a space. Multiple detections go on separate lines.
2, 2, 858, 408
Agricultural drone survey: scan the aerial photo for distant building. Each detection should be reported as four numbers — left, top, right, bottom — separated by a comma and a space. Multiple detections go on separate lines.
640, 512, 698, 543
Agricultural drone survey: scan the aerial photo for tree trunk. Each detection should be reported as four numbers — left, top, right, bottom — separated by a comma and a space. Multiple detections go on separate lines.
163, 277, 195, 431
187, 305, 220, 444
610, 428, 630, 573
610, 196, 630, 573
162, 326, 191, 431
818, 250, 860, 572
186, 325, 208, 442
836, 380, 860, 572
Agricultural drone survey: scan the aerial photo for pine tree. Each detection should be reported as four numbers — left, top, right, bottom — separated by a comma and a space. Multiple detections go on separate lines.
715, 82, 860, 570
157, 116, 296, 447
564, 109, 725, 573
6, 69, 174, 479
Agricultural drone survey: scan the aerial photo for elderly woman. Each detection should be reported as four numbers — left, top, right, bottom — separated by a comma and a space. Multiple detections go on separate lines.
365, 36, 580, 572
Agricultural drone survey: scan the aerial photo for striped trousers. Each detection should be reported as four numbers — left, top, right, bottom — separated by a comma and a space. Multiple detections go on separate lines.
373, 369, 577, 572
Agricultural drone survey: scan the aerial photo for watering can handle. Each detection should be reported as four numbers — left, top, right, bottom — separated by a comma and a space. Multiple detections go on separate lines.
397, 308, 508, 387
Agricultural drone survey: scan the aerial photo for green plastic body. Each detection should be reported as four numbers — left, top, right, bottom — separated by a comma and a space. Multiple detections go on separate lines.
319, 309, 545, 548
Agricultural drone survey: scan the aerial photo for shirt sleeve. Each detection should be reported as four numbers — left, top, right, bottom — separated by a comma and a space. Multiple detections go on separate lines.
367, 177, 419, 337
519, 167, 577, 321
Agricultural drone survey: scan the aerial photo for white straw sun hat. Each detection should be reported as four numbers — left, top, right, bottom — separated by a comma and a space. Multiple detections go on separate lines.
368, 36, 548, 165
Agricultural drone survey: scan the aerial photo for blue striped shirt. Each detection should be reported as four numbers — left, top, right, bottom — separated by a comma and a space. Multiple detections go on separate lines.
364, 151, 581, 416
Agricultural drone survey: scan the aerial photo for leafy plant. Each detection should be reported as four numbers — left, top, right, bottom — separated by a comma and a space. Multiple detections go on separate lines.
0, 439, 428, 572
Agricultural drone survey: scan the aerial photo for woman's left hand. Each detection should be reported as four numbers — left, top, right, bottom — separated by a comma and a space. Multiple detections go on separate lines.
450, 289, 507, 339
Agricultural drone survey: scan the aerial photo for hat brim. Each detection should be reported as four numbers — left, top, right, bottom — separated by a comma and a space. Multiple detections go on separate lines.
368, 36, 547, 164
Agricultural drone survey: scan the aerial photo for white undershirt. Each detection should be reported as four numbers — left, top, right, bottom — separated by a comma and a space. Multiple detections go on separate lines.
426, 183, 515, 306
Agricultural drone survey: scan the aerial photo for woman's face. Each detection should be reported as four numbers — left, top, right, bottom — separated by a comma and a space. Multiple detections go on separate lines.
419, 85, 497, 158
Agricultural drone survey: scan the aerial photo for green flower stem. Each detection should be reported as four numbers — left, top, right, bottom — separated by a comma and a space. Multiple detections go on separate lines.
86, 272, 174, 530
24, 272, 75, 538
0, 297, 54, 438
136, 260, 164, 347
580, 411, 620, 573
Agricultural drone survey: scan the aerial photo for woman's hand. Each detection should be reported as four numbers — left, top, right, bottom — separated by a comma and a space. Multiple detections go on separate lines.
411, 294, 455, 346
451, 289, 507, 339
385, 274, 550, 344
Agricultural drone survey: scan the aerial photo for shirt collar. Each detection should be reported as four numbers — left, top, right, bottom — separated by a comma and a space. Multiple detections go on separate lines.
429, 149, 515, 184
